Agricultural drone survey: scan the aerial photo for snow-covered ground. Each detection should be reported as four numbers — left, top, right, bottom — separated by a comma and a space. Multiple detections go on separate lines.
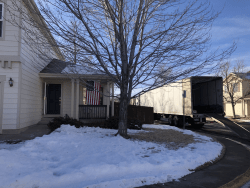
238, 119, 250, 123
0, 124, 222, 188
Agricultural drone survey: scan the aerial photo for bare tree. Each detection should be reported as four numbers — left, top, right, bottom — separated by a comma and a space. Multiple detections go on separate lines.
5, 0, 235, 137
218, 60, 250, 118
61, 19, 82, 64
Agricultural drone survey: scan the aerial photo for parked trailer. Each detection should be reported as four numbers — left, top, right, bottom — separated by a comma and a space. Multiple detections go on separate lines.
136, 76, 224, 127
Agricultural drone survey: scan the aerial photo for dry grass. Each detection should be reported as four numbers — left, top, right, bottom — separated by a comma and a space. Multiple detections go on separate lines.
129, 128, 196, 150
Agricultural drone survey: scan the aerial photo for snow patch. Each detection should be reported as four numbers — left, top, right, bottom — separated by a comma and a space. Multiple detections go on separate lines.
0, 125, 222, 188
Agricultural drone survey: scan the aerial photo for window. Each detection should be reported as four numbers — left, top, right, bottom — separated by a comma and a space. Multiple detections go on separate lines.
233, 83, 240, 92
86, 80, 94, 91
224, 85, 228, 93
0, 3, 3, 38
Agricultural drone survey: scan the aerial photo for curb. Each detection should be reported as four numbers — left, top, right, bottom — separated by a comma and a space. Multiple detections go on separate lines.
219, 167, 250, 188
191, 138, 226, 172
219, 138, 250, 188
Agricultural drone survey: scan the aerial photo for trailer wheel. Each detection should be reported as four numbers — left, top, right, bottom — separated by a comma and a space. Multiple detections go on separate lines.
168, 115, 173, 125
173, 116, 179, 127
192, 123, 204, 129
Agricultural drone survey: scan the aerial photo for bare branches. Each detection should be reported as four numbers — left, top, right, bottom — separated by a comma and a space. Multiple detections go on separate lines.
5, 0, 236, 136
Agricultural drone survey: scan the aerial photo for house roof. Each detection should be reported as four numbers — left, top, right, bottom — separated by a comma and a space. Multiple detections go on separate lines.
40, 59, 106, 76
40, 59, 70, 73
233, 72, 250, 80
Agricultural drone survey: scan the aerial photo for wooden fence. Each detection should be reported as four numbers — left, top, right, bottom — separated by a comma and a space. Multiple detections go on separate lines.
79, 105, 107, 119
114, 102, 154, 124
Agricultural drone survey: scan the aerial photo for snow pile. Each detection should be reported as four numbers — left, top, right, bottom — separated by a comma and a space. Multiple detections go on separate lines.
238, 119, 250, 123
0, 125, 222, 188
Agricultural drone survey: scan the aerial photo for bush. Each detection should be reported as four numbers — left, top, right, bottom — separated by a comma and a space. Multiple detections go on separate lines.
104, 116, 142, 130
47, 115, 142, 132
47, 115, 84, 132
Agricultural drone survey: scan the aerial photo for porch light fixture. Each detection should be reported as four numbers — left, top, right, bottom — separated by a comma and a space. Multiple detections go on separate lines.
9, 77, 13, 87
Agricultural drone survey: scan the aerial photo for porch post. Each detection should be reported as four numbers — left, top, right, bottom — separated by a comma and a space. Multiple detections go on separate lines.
71, 79, 75, 118
243, 99, 245, 117
44, 82, 46, 115
106, 82, 110, 118
112, 82, 114, 116
76, 79, 80, 120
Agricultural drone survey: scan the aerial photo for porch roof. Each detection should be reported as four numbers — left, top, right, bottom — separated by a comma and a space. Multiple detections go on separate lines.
39, 59, 110, 79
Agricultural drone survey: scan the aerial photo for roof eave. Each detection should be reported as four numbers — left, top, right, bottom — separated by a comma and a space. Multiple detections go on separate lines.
39, 73, 112, 80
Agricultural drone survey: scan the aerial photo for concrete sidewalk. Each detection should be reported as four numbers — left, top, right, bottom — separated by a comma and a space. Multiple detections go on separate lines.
0, 124, 51, 142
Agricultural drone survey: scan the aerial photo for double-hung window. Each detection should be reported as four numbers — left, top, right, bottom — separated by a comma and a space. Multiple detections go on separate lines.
0, 3, 3, 38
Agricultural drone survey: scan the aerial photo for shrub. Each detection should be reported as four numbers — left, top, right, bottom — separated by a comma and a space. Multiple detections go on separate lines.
104, 117, 142, 130
47, 115, 84, 132
47, 115, 142, 132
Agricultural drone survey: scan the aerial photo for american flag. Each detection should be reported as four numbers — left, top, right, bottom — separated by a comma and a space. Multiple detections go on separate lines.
86, 81, 101, 105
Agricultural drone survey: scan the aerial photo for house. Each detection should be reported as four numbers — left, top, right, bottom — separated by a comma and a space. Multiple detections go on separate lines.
224, 72, 250, 117
0, 0, 114, 134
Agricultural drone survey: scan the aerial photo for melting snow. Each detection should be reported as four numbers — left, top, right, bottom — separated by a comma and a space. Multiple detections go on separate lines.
0, 124, 222, 188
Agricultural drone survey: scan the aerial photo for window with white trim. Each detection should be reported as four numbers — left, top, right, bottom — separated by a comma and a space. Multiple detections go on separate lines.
0, 3, 3, 38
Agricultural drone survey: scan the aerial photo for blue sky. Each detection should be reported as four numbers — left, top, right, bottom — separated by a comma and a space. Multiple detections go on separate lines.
209, 0, 250, 68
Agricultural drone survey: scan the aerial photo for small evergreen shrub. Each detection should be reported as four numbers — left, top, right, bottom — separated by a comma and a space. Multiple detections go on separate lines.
47, 115, 84, 132
104, 117, 142, 130
47, 115, 142, 133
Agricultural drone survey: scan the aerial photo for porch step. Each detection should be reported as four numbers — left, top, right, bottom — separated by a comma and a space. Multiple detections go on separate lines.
37, 117, 54, 125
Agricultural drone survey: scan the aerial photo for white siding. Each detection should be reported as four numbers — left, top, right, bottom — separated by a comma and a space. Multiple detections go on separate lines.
19, 37, 48, 128
225, 102, 243, 117
0, 0, 20, 56
19, 10, 58, 128
0, 0, 61, 132
0, 62, 20, 130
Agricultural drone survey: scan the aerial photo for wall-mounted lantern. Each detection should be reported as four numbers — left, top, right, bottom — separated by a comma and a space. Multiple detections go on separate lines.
9, 78, 14, 87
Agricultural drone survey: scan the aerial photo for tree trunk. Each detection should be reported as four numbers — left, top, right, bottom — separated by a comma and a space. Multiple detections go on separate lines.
231, 102, 236, 118
118, 89, 128, 137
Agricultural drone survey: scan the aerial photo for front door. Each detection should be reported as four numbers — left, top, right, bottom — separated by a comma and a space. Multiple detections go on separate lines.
47, 84, 61, 114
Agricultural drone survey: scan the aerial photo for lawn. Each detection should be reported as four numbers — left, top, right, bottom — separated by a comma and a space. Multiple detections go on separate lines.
0, 124, 222, 188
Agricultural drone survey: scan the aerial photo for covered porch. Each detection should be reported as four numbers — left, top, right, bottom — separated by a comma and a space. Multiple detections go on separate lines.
40, 78, 115, 120
39, 59, 115, 120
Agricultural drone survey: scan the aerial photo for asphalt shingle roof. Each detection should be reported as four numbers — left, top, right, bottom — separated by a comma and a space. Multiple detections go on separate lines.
40, 59, 105, 75
233, 72, 250, 80
40, 59, 70, 73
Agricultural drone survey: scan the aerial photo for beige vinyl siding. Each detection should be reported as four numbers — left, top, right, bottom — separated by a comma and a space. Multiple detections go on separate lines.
225, 102, 243, 117
18, 0, 61, 128
242, 80, 250, 96
224, 80, 250, 117
19, 46, 46, 128
0, 0, 20, 55
0, 62, 20, 130
19, 24, 54, 129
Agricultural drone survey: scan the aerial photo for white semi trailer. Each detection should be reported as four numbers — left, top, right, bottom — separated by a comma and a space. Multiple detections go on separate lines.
135, 76, 224, 127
